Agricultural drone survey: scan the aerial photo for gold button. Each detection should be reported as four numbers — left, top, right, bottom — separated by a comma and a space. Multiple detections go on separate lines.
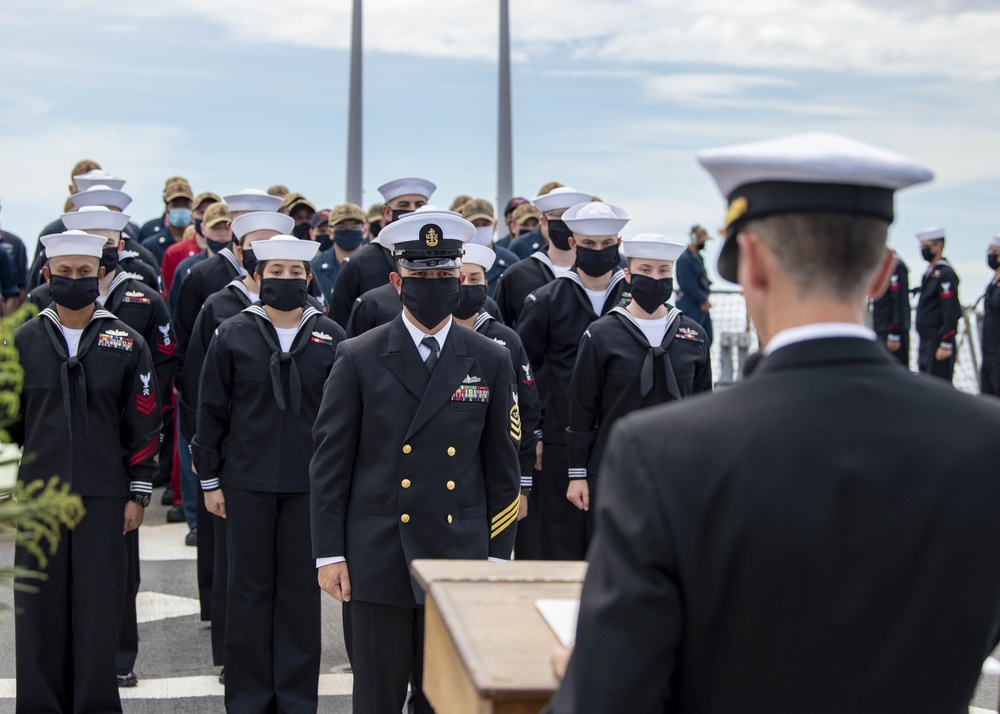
401, 479, 411, 489
447, 447, 456, 456
402, 444, 412, 454
447, 515, 453, 524
446, 481, 455, 491
400, 514, 410, 524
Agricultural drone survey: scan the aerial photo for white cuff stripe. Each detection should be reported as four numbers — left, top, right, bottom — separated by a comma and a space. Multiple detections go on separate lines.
129, 482, 153, 493
201, 478, 220, 490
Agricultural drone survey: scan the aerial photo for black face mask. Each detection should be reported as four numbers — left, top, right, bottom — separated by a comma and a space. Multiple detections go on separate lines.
694, 241, 707, 252
207, 238, 231, 255
100, 247, 119, 276
193, 218, 203, 237
628, 274, 673, 313
369, 221, 383, 238
241, 248, 257, 275
259, 277, 308, 311
49, 275, 99, 311
921, 247, 936, 262
390, 209, 413, 223
315, 233, 334, 252
547, 219, 573, 251
400, 276, 461, 329
575, 244, 620, 278
989, 254, 1000, 271
291, 223, 312, 240
454, 284, 488, 320
333, 228, 364, 252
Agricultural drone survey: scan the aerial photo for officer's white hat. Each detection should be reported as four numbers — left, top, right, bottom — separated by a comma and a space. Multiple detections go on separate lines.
532, 187, 592, 214
69, 185, 132, 211
378, 178, 437, 203
562, 202, 630, 237
621, 234, 686, 261
917, 227, 946, 242
463, 243, 497, 271
697, 132, 934, 283
232, 212, 295, 240
224, 188, 283, 214
61, 205, 131, 232
379, 212, 474, 270
250, 235, 319, 262
990, 235, 1000, 249
73, 169, 126, 192
41, 230, 106, 259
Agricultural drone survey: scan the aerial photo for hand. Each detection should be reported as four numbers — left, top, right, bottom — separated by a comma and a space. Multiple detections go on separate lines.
886, 338, 900, 352
551, 645, 574, 681
566, 479, 590, 511
318, 562, 352, 602
935, 346, 952, 361
123, 501, 145, 533
204, 489, 226, 519
534, 441, 543, 471
517, 493, 528, 521
700, 300, 712, 312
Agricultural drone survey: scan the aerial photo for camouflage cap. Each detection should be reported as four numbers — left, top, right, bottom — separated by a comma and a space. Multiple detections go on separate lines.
164, 178, 194, 203
511, 202, 542, 226
449, 195, 472, 212
267, 184, 290, 198
278, 192, 315, 215
461, 198, 495, 224
203, 201, 233, 228
366, 203, 384, 221
329, 203, 366, 226
193, 192, 222, 210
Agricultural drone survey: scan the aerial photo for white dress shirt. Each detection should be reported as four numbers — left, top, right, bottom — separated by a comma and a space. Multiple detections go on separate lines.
763, 322, 876, 356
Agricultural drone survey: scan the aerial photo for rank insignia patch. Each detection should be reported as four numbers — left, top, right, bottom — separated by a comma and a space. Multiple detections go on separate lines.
122, 290, 151, 304
98, 329, 134, 352
941, 281, 955, 299
452, 385, 490, 403
136, 372, 157, 415
157, 324, 177, 355
509, 392, 522, 442
310, 330, 334, 346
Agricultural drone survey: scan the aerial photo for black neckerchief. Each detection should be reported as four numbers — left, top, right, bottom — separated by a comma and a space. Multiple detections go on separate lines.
242, 304, 322, 414
609, 305, 682, 398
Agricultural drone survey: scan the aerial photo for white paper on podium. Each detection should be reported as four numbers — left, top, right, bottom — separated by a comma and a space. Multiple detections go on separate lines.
535, 598, 580, 647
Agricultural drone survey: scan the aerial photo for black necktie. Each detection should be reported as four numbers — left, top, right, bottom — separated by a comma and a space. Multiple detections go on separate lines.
421, 336, 439, 372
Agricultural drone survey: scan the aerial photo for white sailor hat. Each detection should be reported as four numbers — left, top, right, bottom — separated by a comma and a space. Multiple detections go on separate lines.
250, 235, 319, 262
532, 187, 592, 214
69, 184, 133, 211
990, 235, 1000, 249
697, 132, 934, 283
73, 169, 126, 192
377, 177, 437, 203
232, 212, 295, 240
414, 205, 461, 217
621, 234, 686, 262
61, 205, 131, 232
379, 212, 474, 270
916, 227, 946, 242
462, 243, 497, 271
41, 230, 106, 259
562, 202, 630, 237
223, 188, 283, 214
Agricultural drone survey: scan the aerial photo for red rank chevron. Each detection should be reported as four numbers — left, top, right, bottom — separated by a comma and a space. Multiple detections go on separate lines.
130, 437, 159, 466
136, 392, 158, 416
158, 341, 177, 356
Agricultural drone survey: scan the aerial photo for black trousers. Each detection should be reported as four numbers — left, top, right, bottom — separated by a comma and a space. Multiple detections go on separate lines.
917, 331, 955, 382
538, 442, 588, 561
212, 509, 228, 667
982, 363, 1000, 396
195, 482, 214, 621
155, 406, 174, 487
514, 480, 541, 559
224, 487, 320, 714
876, 331, 910, 368
351, 599, 433, 714
115, 528, 140, 674
15, 496, 127, 714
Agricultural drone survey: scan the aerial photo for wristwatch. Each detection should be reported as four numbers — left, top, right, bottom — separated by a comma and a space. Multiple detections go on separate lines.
129, 492, 151, 508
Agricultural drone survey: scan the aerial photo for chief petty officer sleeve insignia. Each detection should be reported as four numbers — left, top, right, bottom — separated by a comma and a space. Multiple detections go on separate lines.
491, 491, 520, 540
509, 390, 522, 442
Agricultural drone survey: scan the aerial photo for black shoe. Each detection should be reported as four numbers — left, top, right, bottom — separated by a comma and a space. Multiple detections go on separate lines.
160, 488, 174, 506
185, 528, 197, 547
218, 668, 225, 685
117, 671, 138, 687
166, 505, 185, 523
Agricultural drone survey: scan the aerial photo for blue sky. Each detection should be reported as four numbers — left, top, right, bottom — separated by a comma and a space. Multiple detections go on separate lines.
2, 0, 999, 300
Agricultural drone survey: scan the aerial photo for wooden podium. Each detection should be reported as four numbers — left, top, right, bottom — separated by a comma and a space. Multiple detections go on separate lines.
411, 560, 587, 714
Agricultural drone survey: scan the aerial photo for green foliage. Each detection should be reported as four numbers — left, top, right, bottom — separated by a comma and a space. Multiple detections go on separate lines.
0, 302, 35, 442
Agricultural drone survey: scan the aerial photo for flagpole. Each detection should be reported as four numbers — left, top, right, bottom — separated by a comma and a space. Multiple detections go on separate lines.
497, 0, 513, 215
346, 0, 363, 205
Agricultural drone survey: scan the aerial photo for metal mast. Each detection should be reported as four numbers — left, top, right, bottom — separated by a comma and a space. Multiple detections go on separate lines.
346, 0, 363, 205
497, 0, 513, 215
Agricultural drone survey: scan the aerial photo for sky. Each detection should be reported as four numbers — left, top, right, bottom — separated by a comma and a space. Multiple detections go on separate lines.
1, 0, 999, 300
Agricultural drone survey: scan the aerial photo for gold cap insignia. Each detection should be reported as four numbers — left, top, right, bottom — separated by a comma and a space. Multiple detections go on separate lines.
420, 223, 441, 247
725, 196, 749, 229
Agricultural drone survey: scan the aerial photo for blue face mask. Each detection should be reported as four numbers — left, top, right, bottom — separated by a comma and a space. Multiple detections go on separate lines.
169, 208, 192, 228
333, 228, 364, 251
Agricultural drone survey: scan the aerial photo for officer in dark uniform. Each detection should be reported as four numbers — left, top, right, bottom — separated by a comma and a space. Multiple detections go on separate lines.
311, 211, 521, 714
675, 224, 714, 344
915, 227, 961, 382
494, 188, 590, 328
459, 198, 520, 297
566, 234, 711, 545
177, 210, 295, 672
327, 177, 435, 327
871, 249, 910, 367
12, 231, 161, 714
195, 236, 345, 712
548, 132, 1000, 713
517, 201, 630, 561
453, 243, 539, 557
310, 202, 367, 299
981, 235, 1000, 396
346, 280, 503, 337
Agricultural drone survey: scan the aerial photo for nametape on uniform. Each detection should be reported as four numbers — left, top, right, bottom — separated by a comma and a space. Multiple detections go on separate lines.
452, 385, 490, 403
676, 327, 703, 343
122, 290, 151, 304
98, 329, 134, 352
310, 330, 334, 346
